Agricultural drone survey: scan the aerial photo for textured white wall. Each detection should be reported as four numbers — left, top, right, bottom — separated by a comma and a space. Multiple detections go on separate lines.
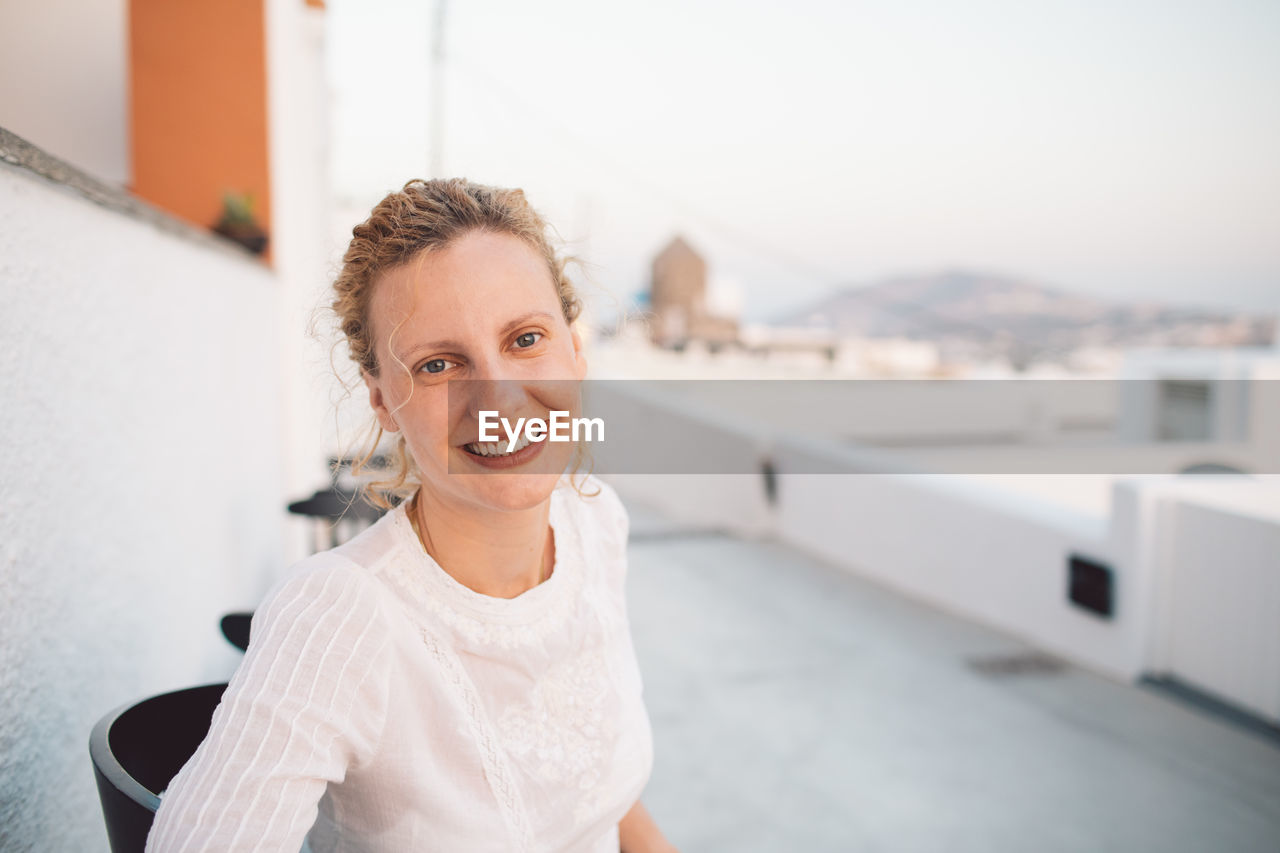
0, 162, 287, 851
266, 0, 358, 563
0, 0, 130, 184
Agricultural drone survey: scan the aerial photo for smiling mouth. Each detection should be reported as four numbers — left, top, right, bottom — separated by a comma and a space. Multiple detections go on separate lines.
461, 433, 534, 458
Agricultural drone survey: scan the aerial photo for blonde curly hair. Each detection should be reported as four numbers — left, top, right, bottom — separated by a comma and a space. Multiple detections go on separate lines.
331, 178, 592, 507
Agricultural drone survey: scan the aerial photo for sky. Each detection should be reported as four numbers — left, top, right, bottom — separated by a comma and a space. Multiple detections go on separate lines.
327, 0, 1280, 322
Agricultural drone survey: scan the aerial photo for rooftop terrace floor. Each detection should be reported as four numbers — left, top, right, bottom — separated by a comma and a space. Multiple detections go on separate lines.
621, 499, 1280, 853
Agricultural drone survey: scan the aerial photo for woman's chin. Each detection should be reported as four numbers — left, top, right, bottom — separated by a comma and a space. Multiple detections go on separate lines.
440, 442, 574, 510
465, 475, 561, 513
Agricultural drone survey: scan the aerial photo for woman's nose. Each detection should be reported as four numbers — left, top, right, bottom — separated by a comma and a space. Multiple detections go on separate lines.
449, 356, 530, 433
468, 351, 514, 385
470, 376, 527, 419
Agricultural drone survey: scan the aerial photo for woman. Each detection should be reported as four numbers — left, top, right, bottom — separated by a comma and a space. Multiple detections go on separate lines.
147, 179, 677, 853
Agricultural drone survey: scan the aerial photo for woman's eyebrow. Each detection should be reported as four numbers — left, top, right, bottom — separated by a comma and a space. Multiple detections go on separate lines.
498, 311, 557, 336
393, 312, 558, 362
396, 338, 461, 361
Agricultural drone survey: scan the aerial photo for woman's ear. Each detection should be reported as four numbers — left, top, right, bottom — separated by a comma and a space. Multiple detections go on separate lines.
570, 326, 588, 380
363, 369, 399, 433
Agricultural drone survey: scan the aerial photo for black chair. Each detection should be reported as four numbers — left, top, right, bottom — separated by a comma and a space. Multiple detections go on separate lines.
220, 612, 253, 652
287, 455, 397, 550
287, 485, 382, 547
89, 683, 227, 852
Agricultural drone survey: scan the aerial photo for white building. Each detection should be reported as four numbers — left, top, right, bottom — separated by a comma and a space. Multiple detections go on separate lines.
2, 2, 339, 849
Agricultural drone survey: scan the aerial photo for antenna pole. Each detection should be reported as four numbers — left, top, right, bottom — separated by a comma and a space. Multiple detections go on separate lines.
430, 0, 447, 177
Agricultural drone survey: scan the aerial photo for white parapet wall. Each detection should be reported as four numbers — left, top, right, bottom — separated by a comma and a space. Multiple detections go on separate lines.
599, 381, 1279, 717
587, 381, 775, 537
1161, 498, 1280, 722
1120, 476, 1280, 724
0, 137, 288, 851
770, 437, 1143, 680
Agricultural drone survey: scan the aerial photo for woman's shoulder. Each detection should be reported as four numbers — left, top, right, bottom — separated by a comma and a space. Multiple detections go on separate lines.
250, 550, 392, 654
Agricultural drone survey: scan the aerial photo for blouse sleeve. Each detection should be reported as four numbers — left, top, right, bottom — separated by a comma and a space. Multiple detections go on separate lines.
146, 555, 391, 853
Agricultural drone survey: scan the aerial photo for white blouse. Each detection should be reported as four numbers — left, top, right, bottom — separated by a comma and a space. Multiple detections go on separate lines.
147, 476, 654, 853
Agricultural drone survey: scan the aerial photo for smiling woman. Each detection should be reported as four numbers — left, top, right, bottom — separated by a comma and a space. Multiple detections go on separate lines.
145, 179, 677, 853
362, 227, 585, 504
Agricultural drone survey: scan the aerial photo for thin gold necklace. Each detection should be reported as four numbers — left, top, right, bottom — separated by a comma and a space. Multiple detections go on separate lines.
408, 492, 551, 585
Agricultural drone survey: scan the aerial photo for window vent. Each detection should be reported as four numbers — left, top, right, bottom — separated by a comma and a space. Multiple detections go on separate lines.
1068, 553, 1114, 618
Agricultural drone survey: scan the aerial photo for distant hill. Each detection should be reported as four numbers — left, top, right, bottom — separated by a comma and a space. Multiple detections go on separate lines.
777, 270, 1275, 364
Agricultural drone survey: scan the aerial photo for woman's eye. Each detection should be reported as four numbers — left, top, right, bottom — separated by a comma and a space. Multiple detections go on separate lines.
514, 332, 542, 349
420, 358, 452, 374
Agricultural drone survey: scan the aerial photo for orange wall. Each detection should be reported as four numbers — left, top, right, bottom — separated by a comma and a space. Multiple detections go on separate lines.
130, 0, 271, 248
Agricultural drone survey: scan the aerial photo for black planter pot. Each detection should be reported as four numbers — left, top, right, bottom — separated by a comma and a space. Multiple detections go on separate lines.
212, 222, 269, 255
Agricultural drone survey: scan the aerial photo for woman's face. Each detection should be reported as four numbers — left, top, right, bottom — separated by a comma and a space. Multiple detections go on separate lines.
362, 229, 588, 513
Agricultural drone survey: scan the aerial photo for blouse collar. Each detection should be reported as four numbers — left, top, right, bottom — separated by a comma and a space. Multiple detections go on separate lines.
383, 483, 586, 646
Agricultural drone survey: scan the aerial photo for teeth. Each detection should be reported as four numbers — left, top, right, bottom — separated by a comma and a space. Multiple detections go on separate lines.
465, 433, 533, 457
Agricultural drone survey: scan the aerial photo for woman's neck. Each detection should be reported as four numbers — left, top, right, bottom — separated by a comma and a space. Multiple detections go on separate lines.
409, 487, 555, 599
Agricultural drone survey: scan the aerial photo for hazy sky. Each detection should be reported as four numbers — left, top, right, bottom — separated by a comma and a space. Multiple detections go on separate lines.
328, 0, 1280, 321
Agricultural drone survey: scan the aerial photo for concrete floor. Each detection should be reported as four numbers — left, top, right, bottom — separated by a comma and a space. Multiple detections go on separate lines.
622, 502, 1280, 853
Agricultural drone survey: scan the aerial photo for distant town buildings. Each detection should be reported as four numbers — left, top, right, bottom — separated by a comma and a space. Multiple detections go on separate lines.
631, 258, 1277, 376
647, 236, 739, 349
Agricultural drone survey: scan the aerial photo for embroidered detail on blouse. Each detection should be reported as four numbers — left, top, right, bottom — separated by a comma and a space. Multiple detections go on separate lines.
419, 629, 537, 853
410, 582, 583, 649
367, 481, 637, 846
494, 639, 620, 827
380, 492, 587, 650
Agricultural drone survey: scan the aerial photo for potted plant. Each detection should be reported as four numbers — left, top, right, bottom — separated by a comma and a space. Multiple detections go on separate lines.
212, 191, 269, 255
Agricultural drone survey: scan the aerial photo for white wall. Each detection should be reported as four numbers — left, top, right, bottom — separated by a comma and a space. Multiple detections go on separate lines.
0, 159, 286, 851
898, 441, 1265, 477
587, 381, 775, 536
601, 383, 1280, 715
1163, 500, 1280, 722
1123, 477, 1280, 724
597, 384, 1140, 679
263, 0, 355, 561
770, 438, 1141, 679
0, 0, 130, 184
588, 371, 1120, 445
